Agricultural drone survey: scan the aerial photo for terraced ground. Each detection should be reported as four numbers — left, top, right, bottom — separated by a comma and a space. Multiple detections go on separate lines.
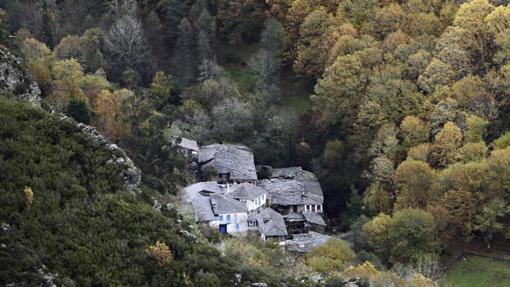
441, 255, 510, 287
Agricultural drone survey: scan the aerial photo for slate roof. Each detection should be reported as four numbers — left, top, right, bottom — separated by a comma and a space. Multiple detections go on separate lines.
199, 144, 257, 181
284, 232, 332, 253
258, 179, 324, 206
284, 212, 305, 222
210, 194, 248, 214
182, 181, 224, 204
301, 180, 324, 205
192, 196, 216, 222
270, 167, 317, 181
303, 212, 326, 226
177, 137, 199, 152
229, 183, 266, 201
257, 208, 288, 237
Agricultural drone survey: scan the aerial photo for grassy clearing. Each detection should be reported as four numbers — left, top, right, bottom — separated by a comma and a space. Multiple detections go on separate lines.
279, 74, 313, 116
441, 255, 510, 287
224, 64, 257, 93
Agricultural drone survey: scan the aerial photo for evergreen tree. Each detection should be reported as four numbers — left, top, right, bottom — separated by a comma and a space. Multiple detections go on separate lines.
67, 98, 91, 124
41, 0, 55, 48
346, 186, 363, 224
171, 18, 197, 88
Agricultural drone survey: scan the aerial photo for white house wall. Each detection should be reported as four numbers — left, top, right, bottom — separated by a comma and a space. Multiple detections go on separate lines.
208, 212, 248, 234
246, 194, 267, 211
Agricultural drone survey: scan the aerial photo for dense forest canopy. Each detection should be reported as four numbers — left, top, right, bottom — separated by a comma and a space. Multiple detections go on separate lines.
2, 0, 510, 286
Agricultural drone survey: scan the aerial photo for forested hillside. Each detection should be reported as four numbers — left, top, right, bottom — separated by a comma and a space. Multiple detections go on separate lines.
2, 0, 510, 286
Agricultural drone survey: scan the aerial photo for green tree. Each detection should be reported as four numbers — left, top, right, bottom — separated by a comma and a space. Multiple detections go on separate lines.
172, 18, 197, 87
21, 38, 54, 91
49, 59, 86, 111
473, 198, 510, 247
364, 181, 393, 215
362, 213, 393, 259
455, 142, 488, 163
322, 139, 344, 166
388, 209, 439, 263
150, 71, 175, 110
81, 73, 112, 104
346, 186, 362, 224
394, 159, 437, 210
400, 116, 429, 149
438, 189, 478, 240
493, 132, 510, 150
0, 9, 9, 46
312, 54, 365, 130
67, 98, 91, 124
260, 18, 286, 56
429, 122, 463, 168
294, 7, 337, 77
306, 238, 355, 274
464, 115, 488, 143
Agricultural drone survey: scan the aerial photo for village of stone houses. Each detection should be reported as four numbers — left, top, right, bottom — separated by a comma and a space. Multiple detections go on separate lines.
176, 138, 331, 253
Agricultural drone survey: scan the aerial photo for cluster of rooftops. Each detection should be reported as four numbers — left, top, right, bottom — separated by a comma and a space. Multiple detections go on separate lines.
177, 138, 331, 252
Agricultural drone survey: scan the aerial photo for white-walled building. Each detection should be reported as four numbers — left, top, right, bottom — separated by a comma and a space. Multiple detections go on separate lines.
183, 143, 327, 244
191, 194, 249, 235
202, 194, 249, 235
228, 182, 267, 212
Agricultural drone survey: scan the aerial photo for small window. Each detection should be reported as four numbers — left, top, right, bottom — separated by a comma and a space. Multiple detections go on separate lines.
219, 215, 223, 221
235, 223, 240, 230
226, 214, 231, 222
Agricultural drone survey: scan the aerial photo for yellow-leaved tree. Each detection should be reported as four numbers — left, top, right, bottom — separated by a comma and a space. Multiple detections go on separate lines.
49, 59, 86, 111
23, 186, 33, 207
94, 89, 132, 139
146, 241, 173, 267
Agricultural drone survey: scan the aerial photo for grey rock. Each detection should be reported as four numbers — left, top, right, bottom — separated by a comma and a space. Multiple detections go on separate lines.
37, 265, 58, 287
179, 229, 197, 242
75, 123, 141, 193
152, 198, 162, 211
1, 223, 10, 234
0, 48, 41, 106
343, 277, 362, 287
0, 47, 141, 192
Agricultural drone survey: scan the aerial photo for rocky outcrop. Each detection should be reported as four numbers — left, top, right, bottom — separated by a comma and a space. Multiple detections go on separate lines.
0, 48, 41, 106
74, 122, 142, 193
0, 47, 141, 192
61, 114, 142, 193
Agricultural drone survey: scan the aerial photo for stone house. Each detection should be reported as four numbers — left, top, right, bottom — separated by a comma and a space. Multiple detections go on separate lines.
256, 207, 288, 241
192, 194, 249, 235
228, 182, 267, 212
198, 143, 257, 184
175, 137, 199, 160
182, 143, 328, 246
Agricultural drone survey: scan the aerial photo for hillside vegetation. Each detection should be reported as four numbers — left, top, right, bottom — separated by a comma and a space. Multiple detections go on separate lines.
2, 0, 510, 286
0, 99, 295, 286
442, 255, 510, 287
